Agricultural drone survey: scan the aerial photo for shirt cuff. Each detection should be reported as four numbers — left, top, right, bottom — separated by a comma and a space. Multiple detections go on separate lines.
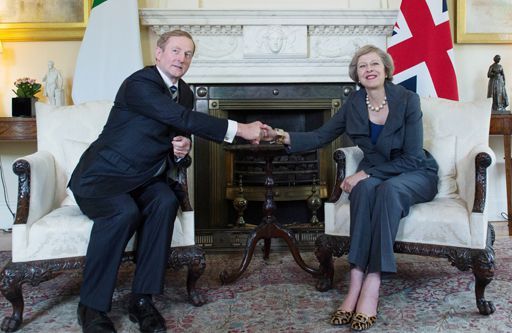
224, 120, 237, 143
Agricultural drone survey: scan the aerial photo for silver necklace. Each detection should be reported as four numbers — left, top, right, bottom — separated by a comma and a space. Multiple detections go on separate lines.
366, 94, 387, 112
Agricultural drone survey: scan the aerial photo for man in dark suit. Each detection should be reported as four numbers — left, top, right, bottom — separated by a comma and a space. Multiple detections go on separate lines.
69, 30, 263, 333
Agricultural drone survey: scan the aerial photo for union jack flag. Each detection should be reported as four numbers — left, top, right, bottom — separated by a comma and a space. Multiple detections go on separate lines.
388, 0, 459, 101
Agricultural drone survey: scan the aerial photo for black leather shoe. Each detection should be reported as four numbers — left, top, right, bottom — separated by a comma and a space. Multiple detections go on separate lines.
77, 302, 117, 333
128, 296, 166, 333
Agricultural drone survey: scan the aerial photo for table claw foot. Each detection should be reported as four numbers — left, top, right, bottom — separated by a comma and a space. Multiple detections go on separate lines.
1, 316, 21, 332
477, 299, 496, 315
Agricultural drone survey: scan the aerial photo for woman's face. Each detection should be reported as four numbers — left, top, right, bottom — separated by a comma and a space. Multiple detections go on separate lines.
356, 52, 386, 90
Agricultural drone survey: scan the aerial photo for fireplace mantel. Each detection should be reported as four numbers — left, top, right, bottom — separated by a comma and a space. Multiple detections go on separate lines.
139, 9, 397, 83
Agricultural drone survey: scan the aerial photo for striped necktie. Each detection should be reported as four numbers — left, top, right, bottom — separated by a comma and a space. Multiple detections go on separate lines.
170, 85, 178, 102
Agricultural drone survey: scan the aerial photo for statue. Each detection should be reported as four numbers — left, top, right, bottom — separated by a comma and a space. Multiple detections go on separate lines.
487, 55, 509, 112
42, 60, 65, 106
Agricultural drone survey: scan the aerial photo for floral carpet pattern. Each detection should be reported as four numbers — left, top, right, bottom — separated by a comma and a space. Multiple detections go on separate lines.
0, 238, 511, 332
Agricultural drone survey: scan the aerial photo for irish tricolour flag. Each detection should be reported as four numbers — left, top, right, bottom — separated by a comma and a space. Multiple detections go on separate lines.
72, 0, 143, 104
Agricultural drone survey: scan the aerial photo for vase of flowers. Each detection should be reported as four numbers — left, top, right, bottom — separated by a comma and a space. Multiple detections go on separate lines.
11, 77, 41, 117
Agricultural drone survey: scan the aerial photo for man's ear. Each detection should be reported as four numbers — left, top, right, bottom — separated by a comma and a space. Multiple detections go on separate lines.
155, 47, 163, 61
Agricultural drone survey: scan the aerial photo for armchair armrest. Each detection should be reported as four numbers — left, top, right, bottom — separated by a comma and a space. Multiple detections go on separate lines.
328, 146, 363, 203
456, 144, 495, 213
13, 151, 57, 226
175, 155, 193, 211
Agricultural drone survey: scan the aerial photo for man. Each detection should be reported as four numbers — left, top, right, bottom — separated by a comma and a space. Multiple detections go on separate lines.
69, 30, 263, 333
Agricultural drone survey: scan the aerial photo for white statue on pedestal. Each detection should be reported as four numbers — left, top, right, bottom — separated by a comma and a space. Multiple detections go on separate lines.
42, 60, 65, 106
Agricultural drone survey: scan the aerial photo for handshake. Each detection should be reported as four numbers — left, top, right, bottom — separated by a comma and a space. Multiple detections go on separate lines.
236, 121, 288, 145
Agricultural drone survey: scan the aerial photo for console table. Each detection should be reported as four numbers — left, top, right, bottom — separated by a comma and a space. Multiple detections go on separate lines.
490, 113, 512, 235
0, 117, 36, 142
219, 144, 320, 283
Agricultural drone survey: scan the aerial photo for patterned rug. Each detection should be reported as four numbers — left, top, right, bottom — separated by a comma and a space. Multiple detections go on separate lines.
1, 238, 511, 333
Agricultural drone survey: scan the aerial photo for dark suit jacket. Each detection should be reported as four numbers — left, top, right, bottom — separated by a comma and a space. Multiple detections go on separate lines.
69, 65, 228, 198
289, 81, 438, 180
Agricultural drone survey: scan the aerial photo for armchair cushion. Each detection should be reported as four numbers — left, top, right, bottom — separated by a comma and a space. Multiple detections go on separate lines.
423, 135, 457, 198
61, 138, 90, 206
35, 101, 111, 207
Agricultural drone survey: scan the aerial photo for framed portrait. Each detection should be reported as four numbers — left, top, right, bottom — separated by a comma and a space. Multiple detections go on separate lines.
0, 0, 91, 41
457, 0, 512, 43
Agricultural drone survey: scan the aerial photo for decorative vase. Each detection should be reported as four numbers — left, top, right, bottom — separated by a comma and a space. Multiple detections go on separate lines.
12, 97, 36, 117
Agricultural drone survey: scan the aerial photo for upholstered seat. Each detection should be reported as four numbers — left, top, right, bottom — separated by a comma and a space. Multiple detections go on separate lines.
315, 97, 497, 316
0, 101, 205, 332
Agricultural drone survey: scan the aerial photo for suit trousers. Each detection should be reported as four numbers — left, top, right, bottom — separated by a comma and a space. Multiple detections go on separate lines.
347, 170, 438, 273
75, 177, 180, 312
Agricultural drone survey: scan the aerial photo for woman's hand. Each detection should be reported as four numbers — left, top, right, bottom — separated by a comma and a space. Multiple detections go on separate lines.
340, 170, 370, 193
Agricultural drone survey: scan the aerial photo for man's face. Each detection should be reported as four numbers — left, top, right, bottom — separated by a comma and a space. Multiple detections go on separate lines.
155, 36, 195, 84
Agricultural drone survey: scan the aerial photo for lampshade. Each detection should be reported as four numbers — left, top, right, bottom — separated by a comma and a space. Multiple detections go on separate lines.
0, 41, 3, 53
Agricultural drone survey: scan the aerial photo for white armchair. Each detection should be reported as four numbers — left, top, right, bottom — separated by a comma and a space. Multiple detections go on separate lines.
315, 97, 496, 315
0, 101, 206, 332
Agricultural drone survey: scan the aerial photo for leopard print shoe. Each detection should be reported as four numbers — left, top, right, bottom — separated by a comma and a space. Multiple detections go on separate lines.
350, 312, 377, 331
330, 309, 354, 326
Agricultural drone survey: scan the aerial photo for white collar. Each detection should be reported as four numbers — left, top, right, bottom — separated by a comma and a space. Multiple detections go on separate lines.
156, 66, 178, 89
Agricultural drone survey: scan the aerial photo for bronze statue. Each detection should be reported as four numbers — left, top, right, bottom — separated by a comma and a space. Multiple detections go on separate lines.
487, 54, 509, 112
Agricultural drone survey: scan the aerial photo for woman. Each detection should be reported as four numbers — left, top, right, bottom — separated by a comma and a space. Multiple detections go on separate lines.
261, 45, 438, 331
487, 54, 509, 112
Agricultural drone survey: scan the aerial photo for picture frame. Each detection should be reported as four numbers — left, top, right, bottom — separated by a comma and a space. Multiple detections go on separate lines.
456, 0, 512, 43
0, 0, 91, 41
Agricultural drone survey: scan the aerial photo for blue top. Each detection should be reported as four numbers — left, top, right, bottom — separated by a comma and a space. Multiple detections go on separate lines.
370, 121, 384, 145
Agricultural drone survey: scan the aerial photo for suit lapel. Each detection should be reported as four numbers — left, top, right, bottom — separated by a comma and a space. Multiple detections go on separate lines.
373, 82, 406, 157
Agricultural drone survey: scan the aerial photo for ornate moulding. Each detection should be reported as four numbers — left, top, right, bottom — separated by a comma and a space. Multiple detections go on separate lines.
139, 9, 397, 83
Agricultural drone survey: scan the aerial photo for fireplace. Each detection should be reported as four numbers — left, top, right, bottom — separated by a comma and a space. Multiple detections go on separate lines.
192, 83, 355, 229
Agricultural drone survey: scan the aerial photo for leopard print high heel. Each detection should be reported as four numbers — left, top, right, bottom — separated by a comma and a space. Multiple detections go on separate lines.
330, 309, 354, 326
350, 312, 377, 331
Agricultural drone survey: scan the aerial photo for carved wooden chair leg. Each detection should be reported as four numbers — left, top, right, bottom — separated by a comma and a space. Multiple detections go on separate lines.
471, 225, 496, 315
314, 235, 351, 292
314, 234, 335, 291
168, 245, 206, 307
0, 263, 25, 332
0, 259, 68, 333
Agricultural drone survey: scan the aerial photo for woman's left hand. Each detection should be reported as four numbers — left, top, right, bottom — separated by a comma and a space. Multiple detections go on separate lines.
340, 170, 370, 193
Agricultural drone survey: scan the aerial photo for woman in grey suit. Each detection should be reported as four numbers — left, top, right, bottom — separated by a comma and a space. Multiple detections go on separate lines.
261, 45, 438, 331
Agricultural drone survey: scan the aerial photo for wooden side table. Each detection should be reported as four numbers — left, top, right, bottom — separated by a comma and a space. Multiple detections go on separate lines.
490, 113, 512, 235
219, 144, 320, 283
0, 118, 36, 142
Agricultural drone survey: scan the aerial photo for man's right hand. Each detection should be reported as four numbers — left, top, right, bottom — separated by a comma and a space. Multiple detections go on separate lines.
236, 121, 265, 144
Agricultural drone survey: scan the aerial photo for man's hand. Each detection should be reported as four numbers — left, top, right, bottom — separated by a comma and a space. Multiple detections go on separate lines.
236, 121, 265, 144
259, 124, 276, 142
172, 136, 191, 158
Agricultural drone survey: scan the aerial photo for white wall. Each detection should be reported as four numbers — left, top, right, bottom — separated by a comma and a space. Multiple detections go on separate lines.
0, 0, 510, 228
455, 43, 512, 221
